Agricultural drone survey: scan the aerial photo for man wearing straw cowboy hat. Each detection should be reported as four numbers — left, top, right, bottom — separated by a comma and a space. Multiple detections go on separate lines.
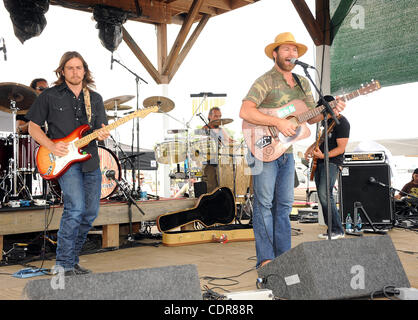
239, 32, 346, 268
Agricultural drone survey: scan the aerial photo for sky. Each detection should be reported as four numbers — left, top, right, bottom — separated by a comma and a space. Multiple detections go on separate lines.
0, 1, 417, 156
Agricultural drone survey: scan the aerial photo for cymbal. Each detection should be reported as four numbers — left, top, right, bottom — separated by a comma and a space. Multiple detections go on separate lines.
208, 118, 233, 127
103, 95, 134, 109
143, 96, 174, 113
105, 104, 132, 111
0, 82, 37, 114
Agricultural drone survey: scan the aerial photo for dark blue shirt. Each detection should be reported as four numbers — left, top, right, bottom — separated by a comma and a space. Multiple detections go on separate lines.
26, 82, 108, 172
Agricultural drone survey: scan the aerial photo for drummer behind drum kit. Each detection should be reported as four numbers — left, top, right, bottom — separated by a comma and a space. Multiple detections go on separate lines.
153, 103, 253, 206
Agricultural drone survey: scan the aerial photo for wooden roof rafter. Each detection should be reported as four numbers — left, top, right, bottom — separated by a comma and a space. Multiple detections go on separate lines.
48, 0, 259, 84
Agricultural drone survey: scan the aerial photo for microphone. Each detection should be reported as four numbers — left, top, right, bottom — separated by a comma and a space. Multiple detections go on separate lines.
1, 38, 6, 61
289, 58, 315, 69
105, 169, 116, 180
110, 53, 113, 70
368, 176, 385, 187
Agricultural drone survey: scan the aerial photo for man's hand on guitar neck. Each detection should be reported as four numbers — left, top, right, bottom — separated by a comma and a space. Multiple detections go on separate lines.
96, 123, 110, 141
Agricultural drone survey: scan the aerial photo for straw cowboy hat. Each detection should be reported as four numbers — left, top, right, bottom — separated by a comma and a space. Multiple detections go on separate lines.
264, 32, 308, 59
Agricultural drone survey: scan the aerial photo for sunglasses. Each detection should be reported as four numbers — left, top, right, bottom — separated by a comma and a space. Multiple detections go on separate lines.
36, 86, 48, 91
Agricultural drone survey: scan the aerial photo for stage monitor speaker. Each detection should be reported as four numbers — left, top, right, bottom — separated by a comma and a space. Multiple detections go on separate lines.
23, 264, 202, 300
194, 181, 207, 198
257, 236, 410, 300
340, 163, 392, 226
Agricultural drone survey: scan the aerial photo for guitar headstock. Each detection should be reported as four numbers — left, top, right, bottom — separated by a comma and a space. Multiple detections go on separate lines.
358, 79, 381, 95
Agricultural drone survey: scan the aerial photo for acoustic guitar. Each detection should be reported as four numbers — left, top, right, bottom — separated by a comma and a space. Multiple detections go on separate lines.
36, 106, 158, 180
242, 80, 381, 162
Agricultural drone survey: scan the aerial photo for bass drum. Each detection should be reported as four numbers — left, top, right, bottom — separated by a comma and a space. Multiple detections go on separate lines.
49, 146, 121, 200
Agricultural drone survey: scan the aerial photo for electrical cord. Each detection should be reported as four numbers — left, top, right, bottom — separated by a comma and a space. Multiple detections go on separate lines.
370, 285, 400, 300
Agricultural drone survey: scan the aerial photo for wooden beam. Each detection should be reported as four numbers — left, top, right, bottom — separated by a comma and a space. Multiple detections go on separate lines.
157, 23, 169, 83
163, 0, 205, 75
169, 13, 210, 82
122, 26, 162, 84
316, 0, 331, 45
291, 0, 324, 45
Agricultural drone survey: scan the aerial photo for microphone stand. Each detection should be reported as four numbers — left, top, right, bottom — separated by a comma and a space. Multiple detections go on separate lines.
301, 66, 339, 241
111, 56, 148, 198
106, 170, 145, 242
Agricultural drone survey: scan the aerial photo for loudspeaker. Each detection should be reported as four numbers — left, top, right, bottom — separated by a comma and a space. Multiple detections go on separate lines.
23, 264, 202, 300
194, 181, 207, 198
257, 236, 410, 300
340, 163, 392, 225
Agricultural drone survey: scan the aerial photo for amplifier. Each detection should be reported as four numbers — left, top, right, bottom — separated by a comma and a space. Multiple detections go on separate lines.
340, 163, 392, 226
343, 152, 385, 164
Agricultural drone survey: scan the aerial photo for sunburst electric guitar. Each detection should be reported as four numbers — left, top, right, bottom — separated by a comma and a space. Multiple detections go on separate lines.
242, 80, 381, 162
36, 106, 158, 180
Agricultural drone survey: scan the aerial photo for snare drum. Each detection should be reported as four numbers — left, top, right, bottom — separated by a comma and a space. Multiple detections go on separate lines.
154, 140, 186, 164
18, 134, 38, 172
49, 146, 121, 200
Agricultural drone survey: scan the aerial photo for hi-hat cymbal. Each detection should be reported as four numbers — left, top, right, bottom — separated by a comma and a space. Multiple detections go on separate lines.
208, 118, 233, 127
103, 95, 135, 109
0, 82, 37, 114
143, 96, 174, 113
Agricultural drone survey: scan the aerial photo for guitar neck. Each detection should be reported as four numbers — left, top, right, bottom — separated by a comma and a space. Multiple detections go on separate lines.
74, 107, 157, 148
296, 89, 361, 123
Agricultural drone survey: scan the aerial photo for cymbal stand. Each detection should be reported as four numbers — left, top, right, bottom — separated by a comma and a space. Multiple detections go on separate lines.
10, 100, 20, 198
3, 101, 33, 201
110, 101, 121, 159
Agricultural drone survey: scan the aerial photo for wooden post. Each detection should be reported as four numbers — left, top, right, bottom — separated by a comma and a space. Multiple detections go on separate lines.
102, 224, 119, 248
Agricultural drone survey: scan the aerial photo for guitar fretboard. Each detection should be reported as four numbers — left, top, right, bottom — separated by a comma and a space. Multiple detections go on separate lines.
296, 89, 361, 123
74, 107, 158, 148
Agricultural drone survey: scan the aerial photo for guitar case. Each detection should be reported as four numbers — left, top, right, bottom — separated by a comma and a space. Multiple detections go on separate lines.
156, 187, 236, 232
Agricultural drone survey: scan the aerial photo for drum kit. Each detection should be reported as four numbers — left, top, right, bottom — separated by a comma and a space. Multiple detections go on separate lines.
151, 99, 252, 203
0, 82, 38, 204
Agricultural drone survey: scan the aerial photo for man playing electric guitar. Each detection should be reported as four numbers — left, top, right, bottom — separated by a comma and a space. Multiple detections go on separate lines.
26, 51, 110, 276
304, 95, 350, 240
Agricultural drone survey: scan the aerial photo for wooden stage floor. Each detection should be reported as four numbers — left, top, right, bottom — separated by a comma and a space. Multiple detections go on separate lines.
0, 219, 417, 300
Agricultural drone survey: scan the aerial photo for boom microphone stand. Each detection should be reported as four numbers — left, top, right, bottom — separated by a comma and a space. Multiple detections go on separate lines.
111, 54, 148, 197
299, 65, 340, 241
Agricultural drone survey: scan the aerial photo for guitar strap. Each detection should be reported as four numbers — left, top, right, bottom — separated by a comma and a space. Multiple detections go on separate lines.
292, 73, 306, 96
82, 87, 92, 125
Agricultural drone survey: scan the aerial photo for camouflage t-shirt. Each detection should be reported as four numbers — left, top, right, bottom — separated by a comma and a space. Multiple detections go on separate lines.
243, 67, 317, 153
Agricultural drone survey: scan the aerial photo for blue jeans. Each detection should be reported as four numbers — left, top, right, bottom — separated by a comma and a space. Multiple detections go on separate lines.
314, 162, 344, 234
56, 163, 102, 270
247, 152, 294, 267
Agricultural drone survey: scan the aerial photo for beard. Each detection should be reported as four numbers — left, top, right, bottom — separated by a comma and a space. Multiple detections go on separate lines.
276, 56, 295, 72
66, 77, 83, 86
